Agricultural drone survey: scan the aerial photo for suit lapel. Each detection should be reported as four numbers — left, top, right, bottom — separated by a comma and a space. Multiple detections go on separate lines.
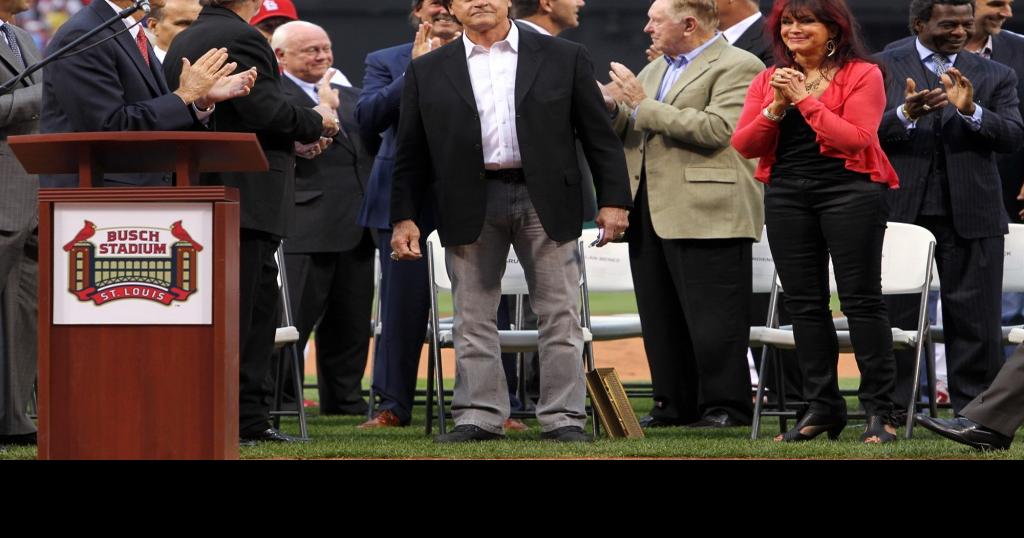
441, 39, 478, 112
514, 30, 544, 108
89, 0, 162, 95
642, 58, 668, 103
660, 37, 722, 104
0, 28, 24, 81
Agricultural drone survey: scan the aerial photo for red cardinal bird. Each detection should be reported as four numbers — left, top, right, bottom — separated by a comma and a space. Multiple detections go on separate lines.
170, 220, 203, 251
62, 220, 96, 251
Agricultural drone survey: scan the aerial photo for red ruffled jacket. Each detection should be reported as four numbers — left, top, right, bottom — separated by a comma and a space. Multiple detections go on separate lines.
731, 60, 899, 188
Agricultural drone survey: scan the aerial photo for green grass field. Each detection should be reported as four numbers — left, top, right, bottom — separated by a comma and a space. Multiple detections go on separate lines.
4, 379, 1018, 460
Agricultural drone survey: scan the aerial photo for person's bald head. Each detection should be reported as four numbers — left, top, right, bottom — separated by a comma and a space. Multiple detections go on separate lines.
272, 21, 334, 83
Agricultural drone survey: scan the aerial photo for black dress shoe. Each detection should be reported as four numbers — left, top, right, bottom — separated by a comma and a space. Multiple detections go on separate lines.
540, 426, 593, 442
914, 414, 1012, 451
638, 415, 688, 428
434, 424, 506, 443
0, 432, 37, 446
687, 411, 748, 428
239, 428, 305, 445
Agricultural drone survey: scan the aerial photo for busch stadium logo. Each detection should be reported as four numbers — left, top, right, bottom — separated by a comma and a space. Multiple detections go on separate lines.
63, 220, 204, 306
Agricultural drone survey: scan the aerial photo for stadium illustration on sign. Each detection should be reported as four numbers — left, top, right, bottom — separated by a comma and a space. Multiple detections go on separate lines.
63, 219, 204, 306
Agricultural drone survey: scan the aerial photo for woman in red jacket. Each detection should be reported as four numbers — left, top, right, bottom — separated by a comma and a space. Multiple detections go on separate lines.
732, 0, 900, 443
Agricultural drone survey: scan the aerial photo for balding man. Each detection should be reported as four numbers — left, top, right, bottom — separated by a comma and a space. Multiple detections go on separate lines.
146, 0, 202, 63
273, 21, 377, 416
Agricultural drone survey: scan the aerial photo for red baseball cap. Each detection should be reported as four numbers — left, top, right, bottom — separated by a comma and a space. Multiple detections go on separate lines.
250, 0, 299, 26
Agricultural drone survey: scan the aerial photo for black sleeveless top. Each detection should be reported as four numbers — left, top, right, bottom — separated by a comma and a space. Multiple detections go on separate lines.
770, 108, 870, 182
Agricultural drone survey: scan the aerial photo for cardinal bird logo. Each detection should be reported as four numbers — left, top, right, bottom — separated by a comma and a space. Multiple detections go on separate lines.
170, 220, 203, 251
62, 220, 96, 251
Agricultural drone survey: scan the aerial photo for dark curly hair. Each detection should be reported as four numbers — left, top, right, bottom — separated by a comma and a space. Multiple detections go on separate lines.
766, 0, 876, 71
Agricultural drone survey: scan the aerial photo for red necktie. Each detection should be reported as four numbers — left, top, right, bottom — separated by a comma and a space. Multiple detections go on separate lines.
136, 30, 151, 66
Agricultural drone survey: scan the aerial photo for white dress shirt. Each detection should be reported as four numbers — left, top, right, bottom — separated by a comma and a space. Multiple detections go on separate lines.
721, 12, 761, 45
463, 22, 522, 170
284, 71, 319, 104
154, 45, 167, 64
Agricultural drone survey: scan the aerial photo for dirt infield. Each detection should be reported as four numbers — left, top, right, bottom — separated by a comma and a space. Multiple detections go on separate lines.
304, 339, 862, 381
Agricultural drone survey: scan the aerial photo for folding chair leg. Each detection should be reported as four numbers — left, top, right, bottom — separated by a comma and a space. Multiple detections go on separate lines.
287, 342, 309, 439
924, 341, 938, 418
773, 348, 789, 433
751, 345, 772, 440
425, 344, 435, 435
272, 349, 286, 430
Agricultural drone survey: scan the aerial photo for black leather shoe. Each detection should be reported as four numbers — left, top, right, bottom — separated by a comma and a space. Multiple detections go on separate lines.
914, 415, 1012, 451
638, 415, 688, 428
687, 411, 748, 428
0, 432, 37, 446
239, 428, 304, 445
434, 424, 506, 443
540, 426, 593, 442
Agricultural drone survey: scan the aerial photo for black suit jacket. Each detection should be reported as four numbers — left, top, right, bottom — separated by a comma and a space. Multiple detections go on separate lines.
514, 20, 598, 222
164, 6, 322, 237
886, 33, 1024, 221
390, 27, 632, 246
40, 0, 195, 187
281, 78, 374, 253
730, 15, 774, 67
877, 41, 1024, 239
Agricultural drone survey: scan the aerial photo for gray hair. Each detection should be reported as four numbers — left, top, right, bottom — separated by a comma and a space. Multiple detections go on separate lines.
271, 20, 327, 52
667, 0, 719, 29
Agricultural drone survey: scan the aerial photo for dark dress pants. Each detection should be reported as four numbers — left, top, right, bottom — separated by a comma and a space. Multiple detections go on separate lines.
886, 216, 1004, 414
284, 232, 376, 415
764, 176, 896, 419
239, 229, 283, 436
629, 178, 754, 425
372, 224, 433, 424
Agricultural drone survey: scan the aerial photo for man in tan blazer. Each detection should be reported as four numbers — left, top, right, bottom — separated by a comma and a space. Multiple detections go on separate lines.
604, 0, 763, 428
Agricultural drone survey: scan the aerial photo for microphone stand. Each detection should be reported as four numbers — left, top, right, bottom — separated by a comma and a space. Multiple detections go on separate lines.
0, 0, 150, 95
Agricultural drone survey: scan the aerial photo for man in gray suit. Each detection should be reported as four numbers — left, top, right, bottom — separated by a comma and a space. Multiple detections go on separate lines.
0, 0, 42, 447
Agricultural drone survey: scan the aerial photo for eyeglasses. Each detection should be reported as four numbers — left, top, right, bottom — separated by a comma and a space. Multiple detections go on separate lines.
297, 45, 332, 56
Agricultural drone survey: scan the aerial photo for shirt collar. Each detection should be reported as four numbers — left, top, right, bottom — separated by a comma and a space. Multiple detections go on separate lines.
665, 32, 721, 68
967, 34, 994, 57
722, 12, 762, 45
105, 0, 141, 39
515, 19, 552, 36
915, 37, 957, 66
284, 71, 318, 97
463, 19, 520, 58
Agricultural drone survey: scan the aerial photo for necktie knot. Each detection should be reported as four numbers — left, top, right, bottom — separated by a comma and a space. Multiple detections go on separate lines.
931, 53, 950, 76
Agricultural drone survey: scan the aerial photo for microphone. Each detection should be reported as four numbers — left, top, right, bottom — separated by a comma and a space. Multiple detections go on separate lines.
137, 0, 152, 15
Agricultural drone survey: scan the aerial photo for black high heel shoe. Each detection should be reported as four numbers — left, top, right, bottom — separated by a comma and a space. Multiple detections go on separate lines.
774, 411, 847, 442
860, 415, 897, 444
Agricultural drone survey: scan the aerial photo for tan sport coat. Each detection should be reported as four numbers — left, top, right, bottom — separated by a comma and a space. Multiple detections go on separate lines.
612, 36, 764, 240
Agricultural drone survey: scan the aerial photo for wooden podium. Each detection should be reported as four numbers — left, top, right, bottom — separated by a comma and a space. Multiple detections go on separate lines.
10, 132, 268, 460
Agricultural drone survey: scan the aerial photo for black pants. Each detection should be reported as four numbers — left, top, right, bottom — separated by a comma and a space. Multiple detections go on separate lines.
239, 230, 283, 436
765, 176, 896, 419
284, 231, 376, 415
629, 178, 754, 424
886, 216, 1004, 414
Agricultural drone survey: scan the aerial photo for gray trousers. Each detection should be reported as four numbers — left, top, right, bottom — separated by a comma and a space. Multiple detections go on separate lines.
961, 343, 1024, 438
0, 225, 38, 435
446, 181, 586, 434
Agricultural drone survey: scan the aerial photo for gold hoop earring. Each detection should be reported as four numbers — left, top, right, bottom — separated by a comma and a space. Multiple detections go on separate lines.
826, 39, 837, 57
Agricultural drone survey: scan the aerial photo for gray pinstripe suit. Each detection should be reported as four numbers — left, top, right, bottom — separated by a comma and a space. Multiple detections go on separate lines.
0, 22, 41, 437
878, 40, 1024, 413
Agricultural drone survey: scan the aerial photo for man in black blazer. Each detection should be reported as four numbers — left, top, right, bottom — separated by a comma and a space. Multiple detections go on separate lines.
877, 0, 1024, 414
40, 0, 251, 187
274, 21, 377, 416
717, 0, 772, 66
165, 0, 338, 444
390, 0, 632, 442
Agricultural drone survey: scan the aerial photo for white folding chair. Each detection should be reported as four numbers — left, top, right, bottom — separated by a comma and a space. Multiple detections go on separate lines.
748, 222, 937, 439
269, 243, 309, 439
424, 231, 596, 436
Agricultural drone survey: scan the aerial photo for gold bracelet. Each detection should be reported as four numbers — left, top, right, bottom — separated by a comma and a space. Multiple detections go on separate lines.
762, 107, 785, 122
901, 104, 917, 122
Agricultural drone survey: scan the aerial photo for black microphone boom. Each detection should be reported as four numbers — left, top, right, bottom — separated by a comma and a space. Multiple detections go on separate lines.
0, 0, 150, 95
